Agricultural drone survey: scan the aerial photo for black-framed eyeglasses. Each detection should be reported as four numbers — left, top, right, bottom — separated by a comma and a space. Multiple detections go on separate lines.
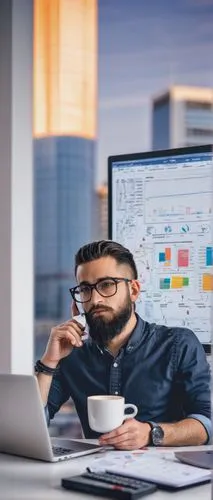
69, 277, 132, 303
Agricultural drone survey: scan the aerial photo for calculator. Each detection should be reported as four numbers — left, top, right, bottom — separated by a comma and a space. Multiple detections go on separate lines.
61, 470, 157, 499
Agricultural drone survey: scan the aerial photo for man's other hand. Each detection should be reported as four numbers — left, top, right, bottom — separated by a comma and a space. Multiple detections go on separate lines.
41, 302, 85, 368
98, 419, 151, 450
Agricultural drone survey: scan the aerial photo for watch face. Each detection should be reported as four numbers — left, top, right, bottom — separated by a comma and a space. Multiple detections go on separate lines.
152, 425, 164, 445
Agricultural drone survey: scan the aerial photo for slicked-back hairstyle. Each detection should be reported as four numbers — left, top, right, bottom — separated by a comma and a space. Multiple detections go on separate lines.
74, 240, 138, 279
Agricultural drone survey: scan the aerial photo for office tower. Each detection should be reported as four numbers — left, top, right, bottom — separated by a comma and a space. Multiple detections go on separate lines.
95, 184, 108, 240
34, 0, 97, 321
152, 85, 213, 151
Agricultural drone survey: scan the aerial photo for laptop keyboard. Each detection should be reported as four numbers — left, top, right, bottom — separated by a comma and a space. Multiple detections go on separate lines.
52, 445, 73, 456
52, 441, 101, 456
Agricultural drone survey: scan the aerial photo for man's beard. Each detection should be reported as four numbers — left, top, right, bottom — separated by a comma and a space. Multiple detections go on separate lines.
84, 295, 132, 347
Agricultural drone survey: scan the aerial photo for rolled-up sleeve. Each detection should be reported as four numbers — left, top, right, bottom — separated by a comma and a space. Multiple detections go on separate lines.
46, 366, 71, 421
187, 413, 212, 443
175, 329, 211, 430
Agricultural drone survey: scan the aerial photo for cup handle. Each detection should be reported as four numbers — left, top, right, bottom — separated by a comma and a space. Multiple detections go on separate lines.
123, 403, 138, 420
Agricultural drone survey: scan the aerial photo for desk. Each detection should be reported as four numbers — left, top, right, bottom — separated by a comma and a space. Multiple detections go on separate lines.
0, 443, 211, 500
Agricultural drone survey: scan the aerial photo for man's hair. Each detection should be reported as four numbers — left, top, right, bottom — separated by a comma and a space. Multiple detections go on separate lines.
75, 240, 138, 279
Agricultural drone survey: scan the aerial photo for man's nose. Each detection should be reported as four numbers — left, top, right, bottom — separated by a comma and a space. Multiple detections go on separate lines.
90, 287, 104, 305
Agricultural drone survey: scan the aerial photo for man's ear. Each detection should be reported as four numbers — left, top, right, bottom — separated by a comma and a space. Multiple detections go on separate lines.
130, 280, 141, 304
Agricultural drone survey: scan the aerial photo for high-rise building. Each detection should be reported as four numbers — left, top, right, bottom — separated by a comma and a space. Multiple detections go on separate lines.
34, 0, 97, 320
95, 184, 108, 240
152, 85, 213, 151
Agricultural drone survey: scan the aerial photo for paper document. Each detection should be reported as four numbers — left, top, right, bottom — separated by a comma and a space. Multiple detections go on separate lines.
88, 450, 211, 488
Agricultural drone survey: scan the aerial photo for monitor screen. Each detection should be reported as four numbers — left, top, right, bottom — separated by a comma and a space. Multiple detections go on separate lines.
108, 145, 213, 352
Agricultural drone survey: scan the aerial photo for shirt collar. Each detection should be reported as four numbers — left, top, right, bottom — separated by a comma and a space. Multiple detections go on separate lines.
124, 314, 146, 353
89, 313, 146, 355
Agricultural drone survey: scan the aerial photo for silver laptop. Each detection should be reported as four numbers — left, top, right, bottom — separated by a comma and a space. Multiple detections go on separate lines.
175, 451, 213, 470
0, 374, 103, 462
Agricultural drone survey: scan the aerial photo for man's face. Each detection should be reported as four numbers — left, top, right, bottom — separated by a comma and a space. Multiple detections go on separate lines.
75, 256, 138, 345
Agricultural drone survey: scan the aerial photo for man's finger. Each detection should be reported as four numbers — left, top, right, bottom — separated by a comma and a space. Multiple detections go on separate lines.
66, 327, 83, 346
58, 321, 84, 336
100, 420, 135, 441
62, 331, 81, 347
100, 432, 130, 446
100, 425, 127, 441
72, 316, 86, 330
114, 440, 136, 450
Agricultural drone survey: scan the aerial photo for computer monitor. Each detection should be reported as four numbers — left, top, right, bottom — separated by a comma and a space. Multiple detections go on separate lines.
108, 144, 213, 352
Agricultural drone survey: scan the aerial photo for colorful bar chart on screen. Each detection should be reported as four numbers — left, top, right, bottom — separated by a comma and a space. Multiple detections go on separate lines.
160, 278, 171, 289
178, 249, 189, 267
206, 247, 213, 266
160, 276, 189, 289
202, 274, 213, 291
171, 276, 189, 288
159, 248, 171, 266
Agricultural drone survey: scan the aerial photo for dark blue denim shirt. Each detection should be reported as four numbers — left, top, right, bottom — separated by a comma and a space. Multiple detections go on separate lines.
47, 315, 211, 441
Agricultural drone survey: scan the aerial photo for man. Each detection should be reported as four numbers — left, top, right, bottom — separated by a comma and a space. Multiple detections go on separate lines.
36, 240, 211, 450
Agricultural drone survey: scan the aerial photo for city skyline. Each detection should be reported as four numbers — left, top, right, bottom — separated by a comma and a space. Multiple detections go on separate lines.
97, 0, 213, 184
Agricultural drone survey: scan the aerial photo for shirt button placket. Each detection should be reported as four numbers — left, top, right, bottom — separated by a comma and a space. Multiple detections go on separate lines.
110, 359, 121, 395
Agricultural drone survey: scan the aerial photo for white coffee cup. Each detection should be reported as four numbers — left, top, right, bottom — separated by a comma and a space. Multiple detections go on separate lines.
87, 395, 138, 433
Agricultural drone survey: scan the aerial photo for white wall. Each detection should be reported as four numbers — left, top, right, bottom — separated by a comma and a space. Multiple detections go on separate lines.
0, 0, 34, 373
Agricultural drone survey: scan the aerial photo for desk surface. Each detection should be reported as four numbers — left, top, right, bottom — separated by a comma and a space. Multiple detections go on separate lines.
0, 442, 211, 500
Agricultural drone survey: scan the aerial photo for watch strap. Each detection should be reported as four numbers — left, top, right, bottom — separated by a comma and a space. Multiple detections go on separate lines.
144, 421, 164, 445
144, 421, 156, 430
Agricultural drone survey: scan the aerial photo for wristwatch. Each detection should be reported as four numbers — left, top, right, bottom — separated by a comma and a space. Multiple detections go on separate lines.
145, 421, 164, 446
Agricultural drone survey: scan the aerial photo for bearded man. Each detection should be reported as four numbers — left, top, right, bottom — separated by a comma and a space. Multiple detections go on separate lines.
36, 240, 211, 449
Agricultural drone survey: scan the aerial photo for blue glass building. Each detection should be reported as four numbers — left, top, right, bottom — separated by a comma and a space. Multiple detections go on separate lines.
34, 136, 95, 320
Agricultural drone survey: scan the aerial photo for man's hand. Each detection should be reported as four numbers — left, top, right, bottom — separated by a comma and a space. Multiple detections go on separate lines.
41, 302, 85, 368
99, 419, 151, 450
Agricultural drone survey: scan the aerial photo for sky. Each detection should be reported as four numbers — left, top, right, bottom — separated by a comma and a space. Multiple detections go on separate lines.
97, 0, 213, 184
